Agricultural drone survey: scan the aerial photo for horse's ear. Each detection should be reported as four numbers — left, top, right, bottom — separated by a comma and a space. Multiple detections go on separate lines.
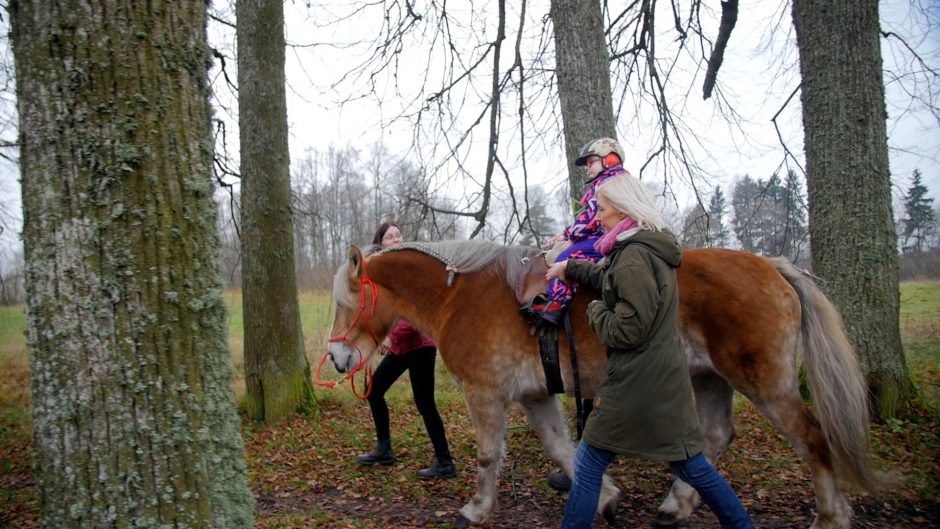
348, 245, 364, 284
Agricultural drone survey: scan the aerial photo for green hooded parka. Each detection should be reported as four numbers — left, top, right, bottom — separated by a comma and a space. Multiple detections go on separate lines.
565, 229, 704, 461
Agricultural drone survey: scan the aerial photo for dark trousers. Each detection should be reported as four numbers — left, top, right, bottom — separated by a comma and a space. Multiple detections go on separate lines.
367, 346, 451, 459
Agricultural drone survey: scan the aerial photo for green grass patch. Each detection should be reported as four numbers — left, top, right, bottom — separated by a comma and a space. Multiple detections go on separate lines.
0, 304, 26, 360
899, 282, 940, 412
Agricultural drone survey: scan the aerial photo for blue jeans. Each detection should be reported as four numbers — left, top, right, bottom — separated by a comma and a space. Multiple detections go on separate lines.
561, 441, 753, 529
561, 441, 615, 529
670, 452, 753, 529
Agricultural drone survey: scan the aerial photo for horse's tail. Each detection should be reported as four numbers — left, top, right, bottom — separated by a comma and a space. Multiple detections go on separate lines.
771, 258, 885, 493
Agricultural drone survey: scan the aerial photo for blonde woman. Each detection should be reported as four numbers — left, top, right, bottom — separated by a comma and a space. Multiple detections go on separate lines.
547, 176, 752, 528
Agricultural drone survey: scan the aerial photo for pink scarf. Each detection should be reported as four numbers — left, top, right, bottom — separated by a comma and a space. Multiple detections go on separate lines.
594, 217, 638, 255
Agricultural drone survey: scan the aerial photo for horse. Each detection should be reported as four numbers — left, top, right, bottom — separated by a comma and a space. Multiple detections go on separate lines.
325, 240, 882, 529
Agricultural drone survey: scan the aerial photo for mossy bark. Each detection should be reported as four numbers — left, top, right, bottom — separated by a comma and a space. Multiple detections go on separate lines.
236, 0, 313, 422
11, 1, 254, 527
792, 0, 916, 419
550, 0, 618, 202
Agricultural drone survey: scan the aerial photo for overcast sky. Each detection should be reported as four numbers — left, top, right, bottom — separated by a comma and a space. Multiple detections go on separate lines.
0, 0, 936, 253
245, 0, 939, 212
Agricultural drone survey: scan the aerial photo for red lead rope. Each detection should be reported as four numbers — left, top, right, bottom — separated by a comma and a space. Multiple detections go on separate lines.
315, 268, 383, 400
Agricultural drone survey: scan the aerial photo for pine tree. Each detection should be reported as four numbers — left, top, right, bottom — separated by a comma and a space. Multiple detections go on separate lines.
900, 169, 936, 254
731, 175, 760, 252
731, 173, 806, 259
781, 170, 809, 260
707, 186, 731, 247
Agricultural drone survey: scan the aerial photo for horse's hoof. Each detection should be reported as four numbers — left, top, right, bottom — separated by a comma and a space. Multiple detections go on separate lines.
654, 510, 680, 527
602, 492, 620, 525
454, 514, 472, 529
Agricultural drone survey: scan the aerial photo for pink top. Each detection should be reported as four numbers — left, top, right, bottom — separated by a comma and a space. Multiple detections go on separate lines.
388, 320, 435, 355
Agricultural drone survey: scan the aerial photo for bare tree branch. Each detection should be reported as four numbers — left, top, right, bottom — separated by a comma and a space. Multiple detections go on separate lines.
771, 84, 806, 178
703, 0, 738, 100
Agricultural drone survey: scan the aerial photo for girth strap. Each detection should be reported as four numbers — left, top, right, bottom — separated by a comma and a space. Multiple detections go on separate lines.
538, 327, 565, 395
535, 314, 585, 439
563, 312, 585, 439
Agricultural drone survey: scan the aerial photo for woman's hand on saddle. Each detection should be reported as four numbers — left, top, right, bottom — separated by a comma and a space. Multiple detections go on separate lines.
544, 233, 566, 249
546, 260, 568, 281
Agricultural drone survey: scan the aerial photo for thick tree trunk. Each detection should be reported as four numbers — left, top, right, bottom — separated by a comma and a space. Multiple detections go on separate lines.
550, 0, 618, 202
11, 1, 254, 527
792, 0, 915, 418
237, 0, 313, 421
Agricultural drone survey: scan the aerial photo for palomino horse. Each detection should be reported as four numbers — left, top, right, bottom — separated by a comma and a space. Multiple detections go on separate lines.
325, 240, 881, 528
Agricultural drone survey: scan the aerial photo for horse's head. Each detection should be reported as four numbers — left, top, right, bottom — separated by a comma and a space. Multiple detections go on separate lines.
326, 245, 395, 373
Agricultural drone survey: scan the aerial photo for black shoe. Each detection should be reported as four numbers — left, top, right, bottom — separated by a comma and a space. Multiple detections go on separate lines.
520, 294, 565, 327
519, 294, 548, 327
535, 301, 565, 326
418, 457, 456, 479
548, 470, 571, 491
356, 440, 394, 466
526, 299, 565, 327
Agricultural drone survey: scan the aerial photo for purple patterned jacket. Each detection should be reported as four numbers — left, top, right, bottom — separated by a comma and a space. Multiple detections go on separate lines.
562, 166, 630, 242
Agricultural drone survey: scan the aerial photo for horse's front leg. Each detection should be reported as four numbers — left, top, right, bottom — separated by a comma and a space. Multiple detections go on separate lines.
657, 371, 734, 525
519, 397, 621, 520
455, 386, 508, 528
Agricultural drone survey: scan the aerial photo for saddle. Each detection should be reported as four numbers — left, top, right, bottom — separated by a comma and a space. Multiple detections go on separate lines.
515, 256, 584, 433
514, 253, 551, 306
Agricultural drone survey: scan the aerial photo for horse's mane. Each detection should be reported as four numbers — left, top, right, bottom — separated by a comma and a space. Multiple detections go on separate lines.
377, 240, 539, 275
333, 240, 540, 308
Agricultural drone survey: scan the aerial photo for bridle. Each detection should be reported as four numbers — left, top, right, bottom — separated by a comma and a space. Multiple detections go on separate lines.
314, 262, 383, 399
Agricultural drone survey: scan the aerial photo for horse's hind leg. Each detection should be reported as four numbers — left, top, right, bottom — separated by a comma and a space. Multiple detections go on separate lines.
455, 387, 508, 527
519, 397, 621, 519
749, 389, 851, 529
657, 371, 735, 525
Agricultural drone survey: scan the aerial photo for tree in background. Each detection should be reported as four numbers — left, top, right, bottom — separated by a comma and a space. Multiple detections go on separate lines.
680, 185, 732, 249
779, 170, 809, 261
388, 159, 462, 242
933, 203, 940, 251
707, 185, 731, 247
516, 185, 561, 246
899, 169, 936, 254
792, 0, 914, 418
237, 0, 313, 422
730, 175, 761, 252
679, 203, 711, 248
730, 172, 807, 260
11, 1, 254, 526
284, 145, 464, 289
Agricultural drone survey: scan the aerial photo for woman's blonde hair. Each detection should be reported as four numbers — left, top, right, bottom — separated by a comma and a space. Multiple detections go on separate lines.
597, 174, 666, 231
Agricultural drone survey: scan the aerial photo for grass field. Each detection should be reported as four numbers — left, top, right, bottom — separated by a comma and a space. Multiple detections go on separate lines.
1, 282, 938, 528
899, 282, 940, 409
